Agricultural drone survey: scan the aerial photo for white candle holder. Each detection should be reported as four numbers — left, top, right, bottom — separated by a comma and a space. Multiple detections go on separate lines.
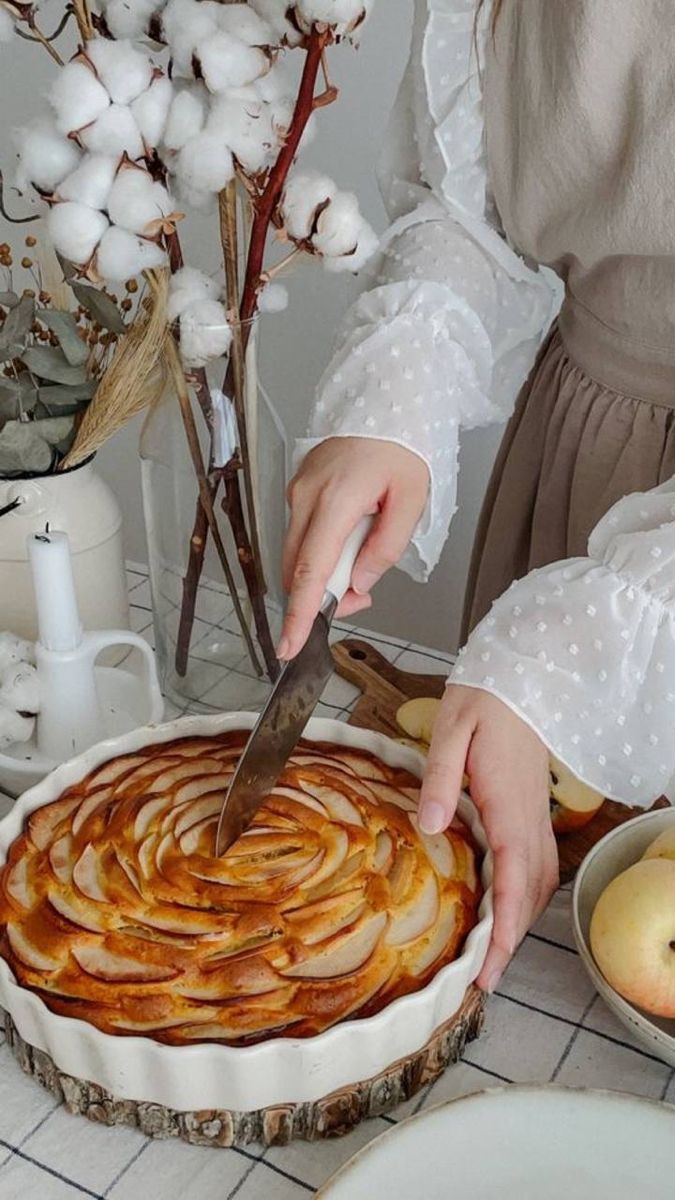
0, 530, 164, 796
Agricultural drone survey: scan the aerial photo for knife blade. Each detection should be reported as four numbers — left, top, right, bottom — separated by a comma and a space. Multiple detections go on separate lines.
215, 517, 372, 856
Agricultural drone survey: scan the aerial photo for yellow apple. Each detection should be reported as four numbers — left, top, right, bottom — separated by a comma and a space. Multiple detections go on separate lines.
590, 857, 675, 1018
549, 756, 604, 834
396, 697, 441, 746
642, 828, 675, 863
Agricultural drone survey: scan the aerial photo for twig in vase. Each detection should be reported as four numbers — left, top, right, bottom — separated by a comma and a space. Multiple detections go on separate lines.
164, 224, 269, 681
163, 332, 264, 678
174, 28, 333, 683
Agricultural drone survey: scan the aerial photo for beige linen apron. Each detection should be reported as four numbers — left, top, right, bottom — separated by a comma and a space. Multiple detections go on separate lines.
461, 0, 675, 638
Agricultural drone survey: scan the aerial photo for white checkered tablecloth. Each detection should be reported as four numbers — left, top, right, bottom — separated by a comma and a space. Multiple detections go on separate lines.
0, 567, 672, 1200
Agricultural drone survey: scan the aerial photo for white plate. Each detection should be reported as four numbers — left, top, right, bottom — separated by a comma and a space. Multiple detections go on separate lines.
572, 807, 675, 1067
318, 1086, 675, 1199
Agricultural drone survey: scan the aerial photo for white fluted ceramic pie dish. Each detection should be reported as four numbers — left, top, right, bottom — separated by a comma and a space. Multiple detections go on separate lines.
0, 713, 493, 1113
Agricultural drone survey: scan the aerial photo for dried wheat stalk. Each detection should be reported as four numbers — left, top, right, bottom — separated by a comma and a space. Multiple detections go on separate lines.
61, 269, 169, 470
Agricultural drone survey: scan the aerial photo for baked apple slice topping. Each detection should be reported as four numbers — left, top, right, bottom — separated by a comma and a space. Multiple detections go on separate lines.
0, 731, 481, 1045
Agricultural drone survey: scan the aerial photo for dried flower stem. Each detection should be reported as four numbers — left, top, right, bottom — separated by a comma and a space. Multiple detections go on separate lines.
164, 332, 263, 676
162, 228, 264, 677
262, 247, 303, 282
2, 0, 66, 64
239, 29, 330, 324
174, 29, 331, 682
71, 0, 93, 42
218, 183, 264, 592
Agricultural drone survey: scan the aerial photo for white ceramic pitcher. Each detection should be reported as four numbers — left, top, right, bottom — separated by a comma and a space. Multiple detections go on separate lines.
0, 459, 130, 647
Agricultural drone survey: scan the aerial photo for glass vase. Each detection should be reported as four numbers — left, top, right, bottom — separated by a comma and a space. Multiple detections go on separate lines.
140, 324, 289, 713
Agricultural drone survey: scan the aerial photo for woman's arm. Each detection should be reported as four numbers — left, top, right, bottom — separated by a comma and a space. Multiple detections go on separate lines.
415, 476, 675, 990
279, 0, 558, 657
450, 476, 675, 808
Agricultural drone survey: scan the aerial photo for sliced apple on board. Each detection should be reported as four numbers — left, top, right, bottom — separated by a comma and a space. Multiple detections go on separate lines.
549, 756, 604, 833
395, 698, 604, 831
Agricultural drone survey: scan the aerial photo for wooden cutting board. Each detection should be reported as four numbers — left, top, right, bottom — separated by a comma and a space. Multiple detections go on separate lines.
332, 637, 669, 885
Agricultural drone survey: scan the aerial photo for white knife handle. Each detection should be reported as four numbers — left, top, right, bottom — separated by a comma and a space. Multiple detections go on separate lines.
325, 516, 374, 604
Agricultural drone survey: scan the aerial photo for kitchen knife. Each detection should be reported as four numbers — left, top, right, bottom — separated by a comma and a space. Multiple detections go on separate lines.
215, 516, 373, 856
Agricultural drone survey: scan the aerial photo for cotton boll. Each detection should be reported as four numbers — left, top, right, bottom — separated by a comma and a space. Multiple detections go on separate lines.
0, 707, 35, 750
108, 165, 173, 235
81, 105, 145, 160
14, 121, 81, 193
168, 266, 219, 321
179, 299, 232, 368
281, 169, 337, 240
255, 66, 295, 135
102, 0, 158, 39
163, 85, 206, 151
58, 155, 118, 210
294, 0, 372, 35
312, 190, 362, 258
0, 664, 40, 714
249, 0, 302, 45
323, 217, 378, 273
50, 62, 111, 136
47, 201, 109, 265
256, 55, 294, 98
0, 634, 35, 675
257, 282, 288, 313
85, 38, 153, 106
95, 226, 167, 281
207, 96, 276, 171
217, 4, 275, 46
0, 6, 15, 42
196, 32, 268, 93
161, 0, 220, 44
162, 0, 219, 77
175, 133, 233, 194
172, 176, 215, 213
131, 75, 173, 149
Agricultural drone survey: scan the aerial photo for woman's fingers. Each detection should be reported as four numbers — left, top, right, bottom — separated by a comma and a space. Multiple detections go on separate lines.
476, 838, 529, 992
420, 686, 554, 993
280, 439, 430, 660
351, 481, 428, 597
278, 499, 366, 660
419, 693, 474, 835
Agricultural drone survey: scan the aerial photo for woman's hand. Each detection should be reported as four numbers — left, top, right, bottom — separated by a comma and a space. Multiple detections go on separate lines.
278, 437, 429, 660
419, 685, 558, 993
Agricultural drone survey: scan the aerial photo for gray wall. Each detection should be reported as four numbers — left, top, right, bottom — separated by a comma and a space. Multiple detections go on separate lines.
1, 2, 504, 653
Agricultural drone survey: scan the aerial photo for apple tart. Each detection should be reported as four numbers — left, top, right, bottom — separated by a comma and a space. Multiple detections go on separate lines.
0, 731, 480, 1046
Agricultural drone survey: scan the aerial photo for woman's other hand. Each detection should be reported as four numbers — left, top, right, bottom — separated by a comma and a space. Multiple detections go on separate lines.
419, 685, 558, 992
278, 437, 429, 660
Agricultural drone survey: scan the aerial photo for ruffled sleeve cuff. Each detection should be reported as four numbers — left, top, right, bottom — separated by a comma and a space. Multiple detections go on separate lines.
451, 489, 675, 805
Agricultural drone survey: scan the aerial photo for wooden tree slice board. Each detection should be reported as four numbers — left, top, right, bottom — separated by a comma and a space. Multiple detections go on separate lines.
3, 989, 484, 1149
332, 637, 670, 885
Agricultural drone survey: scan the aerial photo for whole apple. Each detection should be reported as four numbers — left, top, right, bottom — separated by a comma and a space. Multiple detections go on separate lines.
642, 829, 675, 863
590, 857, 675, 1018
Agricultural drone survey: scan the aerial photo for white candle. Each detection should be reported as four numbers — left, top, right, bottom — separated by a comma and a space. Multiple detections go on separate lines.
27, 529, 83, 653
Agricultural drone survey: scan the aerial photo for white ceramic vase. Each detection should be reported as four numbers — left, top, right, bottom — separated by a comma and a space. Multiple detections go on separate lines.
0, 459, 130, 646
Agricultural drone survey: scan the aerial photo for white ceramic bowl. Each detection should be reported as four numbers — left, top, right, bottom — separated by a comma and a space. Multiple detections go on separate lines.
572, 807, 675, 1067
0, 713, 493, 1113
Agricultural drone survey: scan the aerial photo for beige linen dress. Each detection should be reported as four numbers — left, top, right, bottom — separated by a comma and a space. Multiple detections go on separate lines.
462, 0, 675, 636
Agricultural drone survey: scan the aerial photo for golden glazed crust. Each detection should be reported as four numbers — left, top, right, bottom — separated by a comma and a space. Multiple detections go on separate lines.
0, 732, 481, 1045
